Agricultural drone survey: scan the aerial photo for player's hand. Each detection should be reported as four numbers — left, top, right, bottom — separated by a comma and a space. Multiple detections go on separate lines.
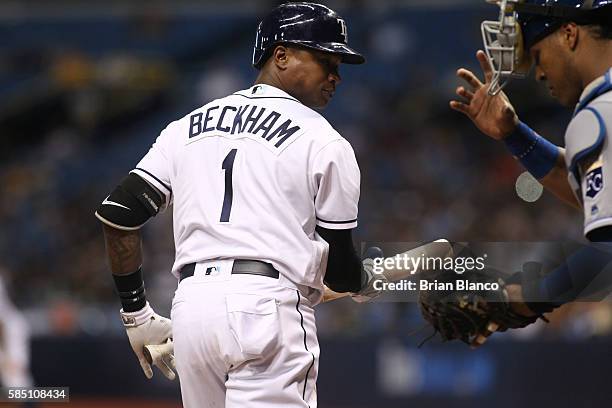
506, 283, 538, 317
352, 247, 386, 303
144, 339, 176, 380
322, 285, 351, 303
469, 284, 536, 349
450, 50, 519, 140
120, 302, 176, 380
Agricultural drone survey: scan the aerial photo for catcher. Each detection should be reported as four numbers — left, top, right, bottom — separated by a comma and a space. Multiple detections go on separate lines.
425, 0, 612, 347
419, 242, 612, 348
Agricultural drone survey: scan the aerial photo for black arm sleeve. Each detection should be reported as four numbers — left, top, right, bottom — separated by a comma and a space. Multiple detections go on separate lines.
316, 226, 363, 293
587, 226, 612, 242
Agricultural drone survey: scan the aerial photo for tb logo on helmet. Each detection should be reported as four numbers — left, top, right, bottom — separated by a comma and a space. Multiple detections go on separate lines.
337, 18, 348, 43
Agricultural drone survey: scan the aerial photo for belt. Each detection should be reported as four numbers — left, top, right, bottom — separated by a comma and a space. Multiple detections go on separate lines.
179, 260, 280, 282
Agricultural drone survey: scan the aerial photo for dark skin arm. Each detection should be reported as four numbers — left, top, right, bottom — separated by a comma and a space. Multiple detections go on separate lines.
540, 152, 580, 209
102, 224, 143, 276
451, 51, 579, 209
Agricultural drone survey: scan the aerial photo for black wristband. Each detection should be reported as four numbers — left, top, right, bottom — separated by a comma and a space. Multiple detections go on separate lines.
113, 268, 147, 312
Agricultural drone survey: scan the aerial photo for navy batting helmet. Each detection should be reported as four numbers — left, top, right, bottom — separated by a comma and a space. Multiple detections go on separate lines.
252, 2, 365, 69
516, 0, 612, 49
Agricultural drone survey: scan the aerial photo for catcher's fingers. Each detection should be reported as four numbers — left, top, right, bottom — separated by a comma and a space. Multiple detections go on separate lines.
476, 50, 494, 83
456, 86, 474, 102
471, 321, 499, 349
457, 68, 483, 91
449, 100, 471, 115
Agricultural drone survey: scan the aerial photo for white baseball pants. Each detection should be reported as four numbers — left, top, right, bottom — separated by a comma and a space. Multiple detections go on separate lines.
172, 260, 319, 408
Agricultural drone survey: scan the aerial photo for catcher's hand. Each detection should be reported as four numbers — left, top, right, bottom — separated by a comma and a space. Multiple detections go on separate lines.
418, 267, 545, 348
121, 302, 176, 380
450, 50, 519, 140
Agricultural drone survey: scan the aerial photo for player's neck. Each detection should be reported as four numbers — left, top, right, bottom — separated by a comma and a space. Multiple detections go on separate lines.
578, 41, 612, 88
254, 70, 285, 91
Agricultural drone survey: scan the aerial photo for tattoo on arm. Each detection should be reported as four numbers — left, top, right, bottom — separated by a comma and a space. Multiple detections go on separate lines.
102, 224, 143, 275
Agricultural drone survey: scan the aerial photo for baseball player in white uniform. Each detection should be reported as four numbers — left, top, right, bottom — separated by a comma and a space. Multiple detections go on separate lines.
95, 3, 387, 407
0, 273, 34, 390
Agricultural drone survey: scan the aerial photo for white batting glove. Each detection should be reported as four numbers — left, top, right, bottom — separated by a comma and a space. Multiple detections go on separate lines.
144, 339, 176, 380
352, 247, 387, 303
120, 302, 175, 380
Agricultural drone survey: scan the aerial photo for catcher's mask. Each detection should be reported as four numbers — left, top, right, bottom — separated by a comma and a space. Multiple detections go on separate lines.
481, 0, 612, 95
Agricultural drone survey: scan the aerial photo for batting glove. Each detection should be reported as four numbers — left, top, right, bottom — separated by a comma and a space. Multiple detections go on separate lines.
352, 247, 387, 303
120, 302, 176, 380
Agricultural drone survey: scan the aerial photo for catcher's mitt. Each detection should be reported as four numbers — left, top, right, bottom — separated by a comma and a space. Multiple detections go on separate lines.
418, 267, 546, 346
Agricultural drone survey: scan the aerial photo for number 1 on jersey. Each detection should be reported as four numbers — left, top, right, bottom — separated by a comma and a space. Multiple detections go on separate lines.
220, 149, 237, 222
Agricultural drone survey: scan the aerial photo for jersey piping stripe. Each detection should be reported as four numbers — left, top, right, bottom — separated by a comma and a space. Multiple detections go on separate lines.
231, 93, 301, 103
295, 291, 315, 406
585, 216, 612, 230
316, 217, 358, 224
133, 168, 172, 193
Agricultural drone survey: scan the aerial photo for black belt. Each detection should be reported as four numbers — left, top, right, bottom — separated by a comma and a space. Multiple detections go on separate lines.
179, 260, 279, 282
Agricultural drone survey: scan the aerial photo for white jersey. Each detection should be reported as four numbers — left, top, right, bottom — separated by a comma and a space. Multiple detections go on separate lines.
0, 275, 33, 387
132, 84, 360, 300
564, 68, 612, 238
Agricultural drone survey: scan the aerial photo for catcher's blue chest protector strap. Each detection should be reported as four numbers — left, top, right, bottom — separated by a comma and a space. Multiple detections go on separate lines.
565, 107, 606, 183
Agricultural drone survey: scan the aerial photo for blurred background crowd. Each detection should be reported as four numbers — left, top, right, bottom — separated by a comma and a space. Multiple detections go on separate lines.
0, 0, 610, 406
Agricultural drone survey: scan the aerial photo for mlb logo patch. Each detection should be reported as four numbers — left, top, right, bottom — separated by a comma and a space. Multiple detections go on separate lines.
205, 266, 219, 276
585, 167, 603, 198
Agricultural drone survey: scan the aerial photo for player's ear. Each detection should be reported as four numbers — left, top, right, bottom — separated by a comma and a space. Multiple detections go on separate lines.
272, 45, 290, 70
560, 22, 579, 51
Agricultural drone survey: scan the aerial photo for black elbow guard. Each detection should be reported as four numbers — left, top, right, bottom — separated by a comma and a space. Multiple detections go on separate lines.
95, 173, 164, 230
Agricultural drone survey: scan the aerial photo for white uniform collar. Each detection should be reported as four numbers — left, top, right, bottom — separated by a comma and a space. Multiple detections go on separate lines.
574, 67, 612, 116
235, 84, 301, 104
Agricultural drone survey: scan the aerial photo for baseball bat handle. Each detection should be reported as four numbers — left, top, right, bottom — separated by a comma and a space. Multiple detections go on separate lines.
382, 239, 453, 282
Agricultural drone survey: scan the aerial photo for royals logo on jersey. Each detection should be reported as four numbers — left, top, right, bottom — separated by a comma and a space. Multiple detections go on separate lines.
585, 166, 603, 198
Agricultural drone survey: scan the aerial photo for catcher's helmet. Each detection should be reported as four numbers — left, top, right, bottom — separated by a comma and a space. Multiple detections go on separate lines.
481, 0, 611, 94
252, 2, 365, 69
516, 0, 612, 50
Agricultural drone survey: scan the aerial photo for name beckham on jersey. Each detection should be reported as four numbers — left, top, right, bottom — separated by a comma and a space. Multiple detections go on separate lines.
189, 103, 300, 148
